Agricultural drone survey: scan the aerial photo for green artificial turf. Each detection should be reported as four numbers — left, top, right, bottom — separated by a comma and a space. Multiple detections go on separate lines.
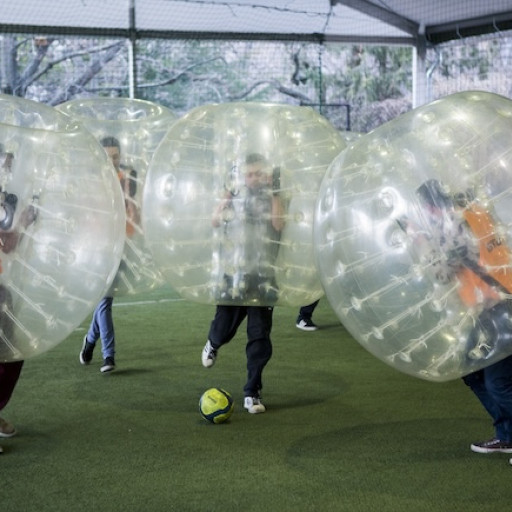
3, 288, 512, 511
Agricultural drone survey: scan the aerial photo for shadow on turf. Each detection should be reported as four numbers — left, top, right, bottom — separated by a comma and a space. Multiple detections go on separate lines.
285, 417, 512, 494
99, 368, 152, 376
287, 417, 489, 463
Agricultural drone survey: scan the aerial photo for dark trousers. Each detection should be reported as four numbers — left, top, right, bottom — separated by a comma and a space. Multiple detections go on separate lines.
208, 305, 273, 397
463, 354, 512, 442
297, 300, 319, 321
0, 360, 24, 412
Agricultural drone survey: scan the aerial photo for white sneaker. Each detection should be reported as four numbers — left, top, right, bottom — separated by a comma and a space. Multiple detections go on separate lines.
296, 318, 318, 331
0, 417, 16, 438
244, 396, 266, 414
202, 340, 217, 368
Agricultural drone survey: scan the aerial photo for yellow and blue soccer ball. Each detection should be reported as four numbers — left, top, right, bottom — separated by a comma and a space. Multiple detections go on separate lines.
199, 388, 234, 424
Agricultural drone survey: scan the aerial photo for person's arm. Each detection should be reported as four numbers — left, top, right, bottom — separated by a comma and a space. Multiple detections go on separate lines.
271, 196, 285, 232
120, 168, 140, 234
212, 190, 233, 228
270, 167, 285, 232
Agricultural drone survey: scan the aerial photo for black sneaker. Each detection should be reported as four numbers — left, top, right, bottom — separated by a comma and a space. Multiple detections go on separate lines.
296, 318, 318, 331
79, 335, 95, 365
100, 357, 115, 373
471, 438, 512, 453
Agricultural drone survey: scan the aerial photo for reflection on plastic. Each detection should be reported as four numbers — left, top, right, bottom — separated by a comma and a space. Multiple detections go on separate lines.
143, 102, 346, 307
314, 91, 512, 382
57, 98, 177, 297
0, 94, 125, 361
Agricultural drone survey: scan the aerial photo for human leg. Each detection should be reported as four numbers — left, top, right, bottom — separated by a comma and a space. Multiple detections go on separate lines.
298, 300, 319, 319
244, 306, 273, 409
0, 360, 24, 437
83, 297, 115, 371
464, 355, 512, 452
80, 302, 100, 364
94, 297, 115, 360
483, 355, 512, 442
463, 369, 500, 423
202, 305, 247, 367
86, 301, 102, 345
296, 300, 319, 331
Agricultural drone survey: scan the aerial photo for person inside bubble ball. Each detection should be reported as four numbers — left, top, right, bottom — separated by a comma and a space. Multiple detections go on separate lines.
0, 144, 39, 453
203, 153, 285, 414
212, 152, 285, 303
79, 136, 140, 373
414, 178, 512, 456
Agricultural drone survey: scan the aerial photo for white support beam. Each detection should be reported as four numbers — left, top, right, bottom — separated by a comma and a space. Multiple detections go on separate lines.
412, 33, 428, 108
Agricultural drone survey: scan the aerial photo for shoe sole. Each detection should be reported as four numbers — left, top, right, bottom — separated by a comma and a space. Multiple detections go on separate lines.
79, 337, 92, 365
245, 406, 266, 414
0, 431, 16, 438
471, 445, 512, 453
296, 324, 318, 331
243, 399, 266, 414
100, 366, 115, 373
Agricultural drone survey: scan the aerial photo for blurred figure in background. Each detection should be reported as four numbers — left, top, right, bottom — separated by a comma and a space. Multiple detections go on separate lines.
79, 136, 139, 373
0, 144, 39, 452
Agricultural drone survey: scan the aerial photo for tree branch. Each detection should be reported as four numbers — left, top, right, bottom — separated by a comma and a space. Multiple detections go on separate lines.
137, 56, 227, 88
49, 43, 124, 105
27, 41, 125, 87
227, 79, 312, 103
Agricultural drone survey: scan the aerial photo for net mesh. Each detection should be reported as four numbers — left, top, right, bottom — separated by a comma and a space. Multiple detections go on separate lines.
0, 1, 511, 133
429, 32, 512, 100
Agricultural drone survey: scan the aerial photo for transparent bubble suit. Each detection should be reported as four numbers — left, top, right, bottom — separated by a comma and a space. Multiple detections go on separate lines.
57, 98, 177, 296
0, 94, 125, 361
314, 91, 512, 381
143, 102, 346, 306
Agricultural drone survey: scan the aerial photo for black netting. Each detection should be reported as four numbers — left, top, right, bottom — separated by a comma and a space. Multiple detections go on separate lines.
1, 2, 511, 133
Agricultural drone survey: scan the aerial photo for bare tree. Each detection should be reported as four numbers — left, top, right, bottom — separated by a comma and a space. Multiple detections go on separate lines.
0, 34, 415, 131
0, 36, 126, 103
49, 41, 125, 105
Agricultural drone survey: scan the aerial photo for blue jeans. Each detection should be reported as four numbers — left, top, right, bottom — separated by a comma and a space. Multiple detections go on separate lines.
86, 296, 115, 359
463, 354, 512, 442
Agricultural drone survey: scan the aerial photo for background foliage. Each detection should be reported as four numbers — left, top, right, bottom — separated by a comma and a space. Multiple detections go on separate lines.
2, 31, 510, 132
0, 33, 512, 133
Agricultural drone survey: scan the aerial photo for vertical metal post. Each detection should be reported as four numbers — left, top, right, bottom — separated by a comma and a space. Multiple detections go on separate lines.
412, 29, 428, 108
318, 42, 324, 115
128, 0, 137, 98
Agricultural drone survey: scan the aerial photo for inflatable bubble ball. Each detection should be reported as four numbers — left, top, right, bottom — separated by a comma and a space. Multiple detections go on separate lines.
0, 94, 125, 361
339, 131, 362, 143
143, 102, 346, 307
314, 91, 512, 382
57, 97, 177, 296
